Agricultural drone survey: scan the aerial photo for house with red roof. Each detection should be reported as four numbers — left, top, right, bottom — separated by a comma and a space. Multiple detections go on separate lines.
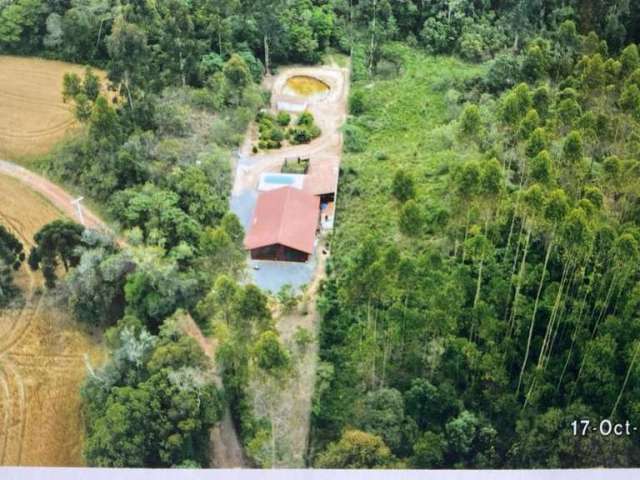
244, 186, 320, 262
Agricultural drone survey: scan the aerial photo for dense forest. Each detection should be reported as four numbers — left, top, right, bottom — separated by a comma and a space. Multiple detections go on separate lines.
3, 0, 640, 470
313, 3, 640, 470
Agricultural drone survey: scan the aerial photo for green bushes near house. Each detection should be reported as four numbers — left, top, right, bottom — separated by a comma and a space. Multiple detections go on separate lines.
255, 110, 321, 151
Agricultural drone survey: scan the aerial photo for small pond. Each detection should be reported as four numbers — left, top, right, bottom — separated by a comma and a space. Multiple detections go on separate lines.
284, 75, 330, 99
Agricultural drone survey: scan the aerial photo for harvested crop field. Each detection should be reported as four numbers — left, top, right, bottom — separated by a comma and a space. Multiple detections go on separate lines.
0, 174, 105, 466
0, 56, 107, 161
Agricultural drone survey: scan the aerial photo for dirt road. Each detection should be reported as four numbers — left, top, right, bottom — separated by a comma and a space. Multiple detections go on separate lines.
0, 160, 108, 232
177, 314, 246, 468
232, 65, 349, 197
235, 63, 349, 467
271, 238, 329, 467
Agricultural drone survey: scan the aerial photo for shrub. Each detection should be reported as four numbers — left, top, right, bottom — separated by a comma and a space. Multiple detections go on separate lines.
457, 14, 507, 62
276, 111, 291, 127
315, 430, 398, 468
277, 284, 299, 313
190, 89, 218, 111
349, 90, 367, 115
459, 104, 482, 138
154, 102, 190, 137
392, 170, 415, 202
343, 122, 368, 153
420, 17, 456, 54
270, 127, 285, 142
210, 116, 244, 147
293, 326, 313, 353
298, 111, 315, 126
256, 111, 275, 124
484, 53, 522, 93
399, 200, 424, 236
308, 124, 321, 138
289, 126, 313, 144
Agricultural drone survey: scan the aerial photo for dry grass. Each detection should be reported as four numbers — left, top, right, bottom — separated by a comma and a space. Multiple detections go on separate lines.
0, 173, 105, 466
0, 174, 64, 259
0, 56, 107, 162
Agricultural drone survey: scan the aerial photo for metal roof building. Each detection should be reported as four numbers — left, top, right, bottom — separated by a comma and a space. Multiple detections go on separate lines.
244, 187, 320, 262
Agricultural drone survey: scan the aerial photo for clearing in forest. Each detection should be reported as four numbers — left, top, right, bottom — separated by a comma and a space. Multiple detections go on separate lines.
0, 173, 105, 466
232, 59, 349, 467
0, 56, 106, 161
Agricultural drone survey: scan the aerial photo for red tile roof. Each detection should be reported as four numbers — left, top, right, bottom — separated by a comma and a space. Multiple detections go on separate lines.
244, 187, 320, 254
303, 162, 340, 196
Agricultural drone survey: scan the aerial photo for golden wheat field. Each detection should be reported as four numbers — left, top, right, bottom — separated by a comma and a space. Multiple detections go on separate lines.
0, 174, 105, 466
0, 56, 107, 161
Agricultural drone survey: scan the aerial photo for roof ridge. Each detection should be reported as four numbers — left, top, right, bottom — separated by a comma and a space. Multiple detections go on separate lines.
277, 186, 292, 245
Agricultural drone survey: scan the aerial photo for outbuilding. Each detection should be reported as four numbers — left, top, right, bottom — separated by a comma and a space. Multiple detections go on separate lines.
244, 186, 320, 262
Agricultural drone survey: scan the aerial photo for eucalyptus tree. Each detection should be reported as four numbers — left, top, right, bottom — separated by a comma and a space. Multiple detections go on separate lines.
466, 159, 503, 317
516, 188, 568, 396
459, 104, 482, 140
611, 340, 640, 419
451, 160, 482, 261
242, 0, 285, 73
527, 207, 595, 405
106, 15, 149, 108
155, 0, 199, 87
517, 109, 540, 141
192, 0, 238, 57
620, 43, 640, 75
507, 184, 545, 342
354, 0, 397, 75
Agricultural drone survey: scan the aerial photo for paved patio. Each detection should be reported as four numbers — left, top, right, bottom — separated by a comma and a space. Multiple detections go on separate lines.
248, 251, 318, 293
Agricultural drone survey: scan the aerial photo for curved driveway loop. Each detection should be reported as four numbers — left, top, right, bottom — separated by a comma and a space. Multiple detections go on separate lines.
230, 65, 349, 292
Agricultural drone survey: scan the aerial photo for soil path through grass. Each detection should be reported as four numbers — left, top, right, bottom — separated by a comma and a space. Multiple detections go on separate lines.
178, 314, 247, 468
0, 159, 110, 233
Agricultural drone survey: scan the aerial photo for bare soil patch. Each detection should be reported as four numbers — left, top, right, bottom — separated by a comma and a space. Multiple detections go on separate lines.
0, 56, 106, 161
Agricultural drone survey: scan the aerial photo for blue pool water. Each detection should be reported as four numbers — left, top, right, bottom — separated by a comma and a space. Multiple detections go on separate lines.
264, 174, 295, 185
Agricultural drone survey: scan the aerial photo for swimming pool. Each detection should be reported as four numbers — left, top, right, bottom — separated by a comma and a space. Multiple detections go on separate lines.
259, 172, 305, 191
264, 174, 295, 185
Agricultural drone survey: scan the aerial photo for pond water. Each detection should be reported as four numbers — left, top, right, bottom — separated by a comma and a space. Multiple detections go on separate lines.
284, 75, 330, 99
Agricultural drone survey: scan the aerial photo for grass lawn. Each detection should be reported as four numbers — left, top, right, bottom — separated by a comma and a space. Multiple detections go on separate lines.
334, 51, 486, 255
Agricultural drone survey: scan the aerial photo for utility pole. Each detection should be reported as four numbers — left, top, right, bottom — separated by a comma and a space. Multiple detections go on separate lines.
71, 196, 85, 226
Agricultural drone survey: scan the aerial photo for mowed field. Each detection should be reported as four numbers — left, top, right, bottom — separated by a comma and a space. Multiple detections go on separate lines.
0, 174, 105, 466
0, 56, 106, 161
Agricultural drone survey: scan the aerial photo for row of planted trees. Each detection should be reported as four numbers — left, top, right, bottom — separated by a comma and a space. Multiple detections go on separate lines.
448, 39, 640, 452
